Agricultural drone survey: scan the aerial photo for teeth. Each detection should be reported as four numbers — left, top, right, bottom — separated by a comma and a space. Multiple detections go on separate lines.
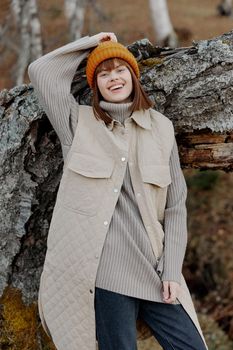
110, 85, 123, 91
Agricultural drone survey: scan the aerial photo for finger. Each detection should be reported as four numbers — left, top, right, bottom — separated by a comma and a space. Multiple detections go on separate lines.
105, 33, 117, 42
166, 282, 180, 304
162, 282, 176, 304
110, 33, 118, 42
170, 281, 181, 298
162, 281, 169, 301
169, 285, 177, 303
99, 32, 117, 43
99, 35, 110, 42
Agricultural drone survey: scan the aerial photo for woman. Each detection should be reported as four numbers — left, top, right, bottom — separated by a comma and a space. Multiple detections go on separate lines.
28, 32, 208, 350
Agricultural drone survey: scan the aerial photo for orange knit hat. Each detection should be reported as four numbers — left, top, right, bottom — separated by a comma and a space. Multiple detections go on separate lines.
86, 41, 140, 88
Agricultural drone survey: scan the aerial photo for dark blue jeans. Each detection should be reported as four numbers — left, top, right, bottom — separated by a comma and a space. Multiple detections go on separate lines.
94, 287, 206, 350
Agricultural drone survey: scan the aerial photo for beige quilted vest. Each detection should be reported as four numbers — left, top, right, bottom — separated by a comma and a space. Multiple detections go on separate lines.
38, 106, 207, 349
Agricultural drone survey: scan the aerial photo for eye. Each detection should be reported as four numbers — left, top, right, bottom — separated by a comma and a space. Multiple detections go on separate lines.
117, 67, 126, 73
99, 72, 108, 77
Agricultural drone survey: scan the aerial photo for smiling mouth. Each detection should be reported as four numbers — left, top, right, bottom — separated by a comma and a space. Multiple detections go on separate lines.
109, 84, 124, 91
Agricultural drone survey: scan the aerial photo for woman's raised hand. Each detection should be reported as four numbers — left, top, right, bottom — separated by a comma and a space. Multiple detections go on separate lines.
92, 32, 118, 44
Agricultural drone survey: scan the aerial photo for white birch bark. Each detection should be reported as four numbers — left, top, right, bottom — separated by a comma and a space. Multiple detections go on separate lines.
149, 0, 178, 48
29, 0, 43, 60
65, 0, 87, 41
217, 0, 232, 16
11, 0, 42, 85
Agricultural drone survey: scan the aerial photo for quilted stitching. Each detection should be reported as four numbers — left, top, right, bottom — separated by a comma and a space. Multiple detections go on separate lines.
38, 107, 207, 350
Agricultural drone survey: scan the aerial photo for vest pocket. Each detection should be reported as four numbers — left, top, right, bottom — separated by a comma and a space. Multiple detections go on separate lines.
62, 152, 114, 216
140, 164, 171, 187
140, 164, 171, 222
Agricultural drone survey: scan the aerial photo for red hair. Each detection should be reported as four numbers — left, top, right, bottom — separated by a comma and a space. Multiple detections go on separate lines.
91, 58, 154, 125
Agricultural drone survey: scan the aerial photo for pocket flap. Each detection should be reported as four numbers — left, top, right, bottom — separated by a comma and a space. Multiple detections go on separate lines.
140, 164, 171, 187
67, 152, 114, 178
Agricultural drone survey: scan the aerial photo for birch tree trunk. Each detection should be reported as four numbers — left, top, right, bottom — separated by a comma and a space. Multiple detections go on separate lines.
148, 0, 178, 47
11, 0, 42, 85
217, 0, 233, 16
64, 0, 87, 41
1, 30, 233, 349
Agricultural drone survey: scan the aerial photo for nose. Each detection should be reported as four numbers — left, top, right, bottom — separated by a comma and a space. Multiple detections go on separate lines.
109, 70, 119, 81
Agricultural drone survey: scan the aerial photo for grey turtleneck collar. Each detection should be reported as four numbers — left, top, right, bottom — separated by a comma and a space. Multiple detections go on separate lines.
99, 100, 133, 125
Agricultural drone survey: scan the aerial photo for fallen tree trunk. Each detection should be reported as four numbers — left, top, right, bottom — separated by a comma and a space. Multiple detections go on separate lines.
73, 30, 233, 171
0, 30, 233, 349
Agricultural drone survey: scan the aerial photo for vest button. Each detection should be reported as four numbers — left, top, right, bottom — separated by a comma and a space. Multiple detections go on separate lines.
113, 188, 118, 193
137, 192, 141, 197
121, 157, 126, 162
104, 221, 108, 226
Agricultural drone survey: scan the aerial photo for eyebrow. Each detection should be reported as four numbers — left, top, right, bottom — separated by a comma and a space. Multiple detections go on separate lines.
99, 64, 125, 73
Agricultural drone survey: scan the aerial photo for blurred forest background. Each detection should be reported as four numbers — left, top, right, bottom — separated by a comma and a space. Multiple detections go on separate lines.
0, 0, 233, 349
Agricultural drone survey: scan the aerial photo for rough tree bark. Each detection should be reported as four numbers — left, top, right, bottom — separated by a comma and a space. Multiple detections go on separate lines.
0, 30, 233, 348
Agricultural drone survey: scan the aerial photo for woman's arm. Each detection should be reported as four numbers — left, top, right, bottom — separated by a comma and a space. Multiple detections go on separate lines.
28, 33, 116, 146
162, 138, 188, 285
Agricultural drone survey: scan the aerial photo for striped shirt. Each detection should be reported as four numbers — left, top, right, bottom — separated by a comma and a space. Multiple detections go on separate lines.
95, 101, 182, 303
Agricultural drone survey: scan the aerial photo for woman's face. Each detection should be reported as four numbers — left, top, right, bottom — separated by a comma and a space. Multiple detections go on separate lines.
96, 62, 133, 103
